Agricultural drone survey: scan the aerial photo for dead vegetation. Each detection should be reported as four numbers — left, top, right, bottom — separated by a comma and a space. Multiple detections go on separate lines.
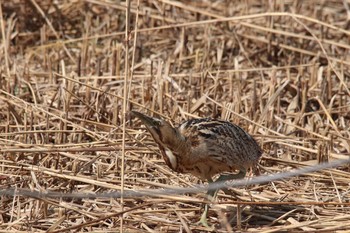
1, 0, 350, 232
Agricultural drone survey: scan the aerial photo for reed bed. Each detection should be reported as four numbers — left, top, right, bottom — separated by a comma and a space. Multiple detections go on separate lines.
1, 0, 350, 232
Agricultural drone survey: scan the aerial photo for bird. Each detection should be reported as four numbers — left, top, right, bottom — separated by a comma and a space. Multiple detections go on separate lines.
131, 110, 262, 226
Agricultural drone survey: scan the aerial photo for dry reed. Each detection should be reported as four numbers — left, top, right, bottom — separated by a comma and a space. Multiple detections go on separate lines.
1, 0, 350, 232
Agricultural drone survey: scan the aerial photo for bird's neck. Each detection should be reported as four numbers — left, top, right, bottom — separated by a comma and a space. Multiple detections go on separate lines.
160, 131, 188, 172
164, 130, 188, 154
173, 133, 188, 153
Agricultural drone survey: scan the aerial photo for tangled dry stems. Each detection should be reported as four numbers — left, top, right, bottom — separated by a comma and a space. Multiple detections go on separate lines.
1, 0, 350, 232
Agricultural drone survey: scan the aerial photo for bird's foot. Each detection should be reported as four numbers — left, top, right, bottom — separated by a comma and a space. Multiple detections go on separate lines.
195, 215, 215, 230
194, 204, 215, 230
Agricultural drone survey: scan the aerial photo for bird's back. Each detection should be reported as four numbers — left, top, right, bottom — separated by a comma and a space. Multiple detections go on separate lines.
177, 118, 262, 179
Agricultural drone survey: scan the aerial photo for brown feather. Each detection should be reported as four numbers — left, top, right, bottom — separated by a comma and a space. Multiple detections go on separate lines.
132, 111, 262, 181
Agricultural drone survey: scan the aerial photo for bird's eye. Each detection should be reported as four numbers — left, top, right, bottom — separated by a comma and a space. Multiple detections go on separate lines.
152, 119, 162, 127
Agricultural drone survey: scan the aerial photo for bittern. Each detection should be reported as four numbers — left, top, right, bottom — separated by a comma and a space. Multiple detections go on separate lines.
131, 111, 262, 226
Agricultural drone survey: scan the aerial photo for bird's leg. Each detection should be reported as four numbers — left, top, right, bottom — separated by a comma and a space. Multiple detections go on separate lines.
215, 169, 246, 194
199, 169, 246, 227
199, 169, 246, 226
216, 169, 246, 226
216, 169, 246, 183
199, 177, 214, 227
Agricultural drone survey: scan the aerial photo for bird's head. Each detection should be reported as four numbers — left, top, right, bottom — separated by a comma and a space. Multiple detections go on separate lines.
131, 111, 182, 147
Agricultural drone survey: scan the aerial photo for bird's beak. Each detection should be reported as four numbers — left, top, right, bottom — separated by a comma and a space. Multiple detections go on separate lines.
131, 111, 159, 127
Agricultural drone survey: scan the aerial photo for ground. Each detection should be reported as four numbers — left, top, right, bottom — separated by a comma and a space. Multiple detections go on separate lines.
0, 0, 350, 232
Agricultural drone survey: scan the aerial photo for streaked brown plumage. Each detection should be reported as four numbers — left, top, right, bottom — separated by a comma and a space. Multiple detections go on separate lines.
132, 111, 261, 181
131, 110, 262, 226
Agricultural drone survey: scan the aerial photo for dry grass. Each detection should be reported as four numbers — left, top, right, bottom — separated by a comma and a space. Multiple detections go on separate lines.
1, 0, 350, 232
